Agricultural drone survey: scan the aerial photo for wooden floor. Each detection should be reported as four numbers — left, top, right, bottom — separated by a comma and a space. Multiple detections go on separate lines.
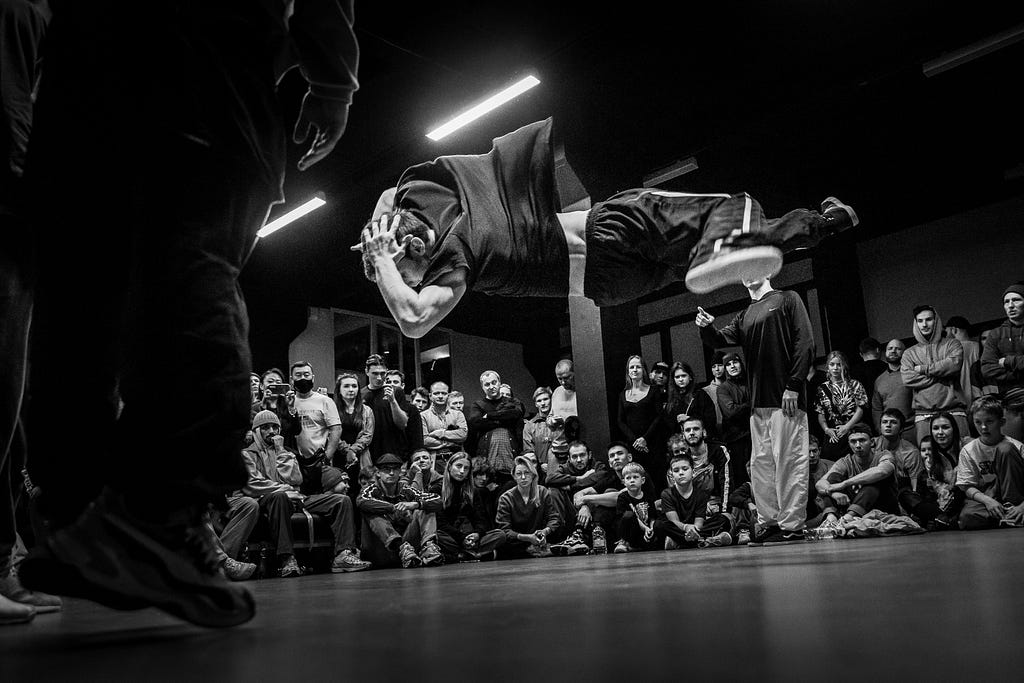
3, 529, 1023, 681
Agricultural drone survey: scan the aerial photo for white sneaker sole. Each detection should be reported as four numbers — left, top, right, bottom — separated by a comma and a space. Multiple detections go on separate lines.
685, 245, 783, 294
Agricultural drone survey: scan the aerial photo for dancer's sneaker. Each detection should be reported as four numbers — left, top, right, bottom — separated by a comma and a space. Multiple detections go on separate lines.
685, 231, 783, 294
19, 489, 254, 628
820, 197, 859, 236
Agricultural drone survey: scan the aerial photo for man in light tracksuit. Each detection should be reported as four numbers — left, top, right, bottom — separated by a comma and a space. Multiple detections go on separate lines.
697, 274, 814, 545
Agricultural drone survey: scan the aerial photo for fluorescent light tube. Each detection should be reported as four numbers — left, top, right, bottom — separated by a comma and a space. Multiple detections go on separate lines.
427, 75, 540, 141
257, 195, 326, 239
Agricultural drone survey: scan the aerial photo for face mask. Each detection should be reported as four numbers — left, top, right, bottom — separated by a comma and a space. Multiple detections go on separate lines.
293, 378, 314, 394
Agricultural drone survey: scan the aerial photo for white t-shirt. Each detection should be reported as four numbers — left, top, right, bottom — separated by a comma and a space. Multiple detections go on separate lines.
550, 386, 577, 418
293, 392, 341, 459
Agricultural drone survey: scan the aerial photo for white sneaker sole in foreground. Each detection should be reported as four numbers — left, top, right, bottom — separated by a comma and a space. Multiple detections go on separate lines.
685, 245, 783, 294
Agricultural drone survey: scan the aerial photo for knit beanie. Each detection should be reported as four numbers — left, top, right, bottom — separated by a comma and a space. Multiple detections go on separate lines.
1003, 283, 1024, 299
252, 410, 281, 429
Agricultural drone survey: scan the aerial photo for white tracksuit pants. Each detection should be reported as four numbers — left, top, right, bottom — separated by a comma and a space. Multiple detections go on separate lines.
749, 407, 809, 532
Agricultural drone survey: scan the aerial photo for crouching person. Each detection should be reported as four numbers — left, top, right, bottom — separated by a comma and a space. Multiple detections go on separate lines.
815, 423, 900, 524
656, 454, 734, 549
243, 411, 370, 576
357, 453, 444, 568
430, 453, 505, 562
494, 456, 560, 559
614, 463, 661, 553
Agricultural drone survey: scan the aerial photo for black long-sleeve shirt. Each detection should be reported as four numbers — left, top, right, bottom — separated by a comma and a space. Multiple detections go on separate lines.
700, 289, 814, 410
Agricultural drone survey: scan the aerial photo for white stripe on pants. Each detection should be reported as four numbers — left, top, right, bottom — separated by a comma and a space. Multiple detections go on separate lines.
750, 407, 809, 532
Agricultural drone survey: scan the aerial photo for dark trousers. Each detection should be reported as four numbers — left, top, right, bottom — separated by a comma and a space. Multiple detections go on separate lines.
584, 189, 836, 307
617, 511, 661, 551
959, 449, 1024, 530
436, 528, 505, 561
727, 437, 752, 487
842, 482, 901, 517
24, 5, 285, 526
219, 496, 259, 559
303, 493, 357, 552
656, 512, 734, 548
258, 491, 294, 556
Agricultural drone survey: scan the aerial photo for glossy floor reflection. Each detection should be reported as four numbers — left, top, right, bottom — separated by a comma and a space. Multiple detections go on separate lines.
3, 530, 1023, 681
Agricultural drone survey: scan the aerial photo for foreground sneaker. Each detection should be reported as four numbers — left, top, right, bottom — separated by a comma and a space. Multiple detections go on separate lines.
279, 555, 302, 578
0, 573, 63, 613
20, 491, 254, 628
685, 231, 784, 295
0, 593, 35, 625
525, 543, 552, 558
591, 526, 608, 554
419, 540, 444, 567
735, 529, 751, 545
399, 541, 422, 569
221, 557, 257, 582
760, 529, 806, 546
747, 526, 783, 547
698, 531, 733, 548
820, 196, 859, 236
664, 536, 682, 550
550, 529, 590, 556
332, 549, 372, 573
613, 539, 630, 554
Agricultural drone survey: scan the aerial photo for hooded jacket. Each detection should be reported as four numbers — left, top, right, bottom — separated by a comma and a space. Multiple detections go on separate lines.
901, 312, 966, 413
979, 319, 1024, 393
241, 431, 303, 497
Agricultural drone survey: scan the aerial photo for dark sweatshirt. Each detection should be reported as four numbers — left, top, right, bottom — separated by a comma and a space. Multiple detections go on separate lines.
700, 289, 814, 410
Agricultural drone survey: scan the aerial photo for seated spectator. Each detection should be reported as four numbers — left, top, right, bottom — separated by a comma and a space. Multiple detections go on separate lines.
1006, 389, 1024, 443
405, 448, 443, 492
815, 423, 899, 523
242, 410, 370, 577
727, 460, 756, 545
805, 435, 835, 528
663, 362, 719, 441
429, 453, 505, 562
547, 441, 617, 555
420, 381, 468, 472
815, 350, 868, 460
672, 417, 730, 517
411, 386, 430, 412
614, 463, 660, 553
494, 456, 560, 559
214, 494, 260, 581
656, 454, 734, 549
917, 413, 970, 529
872, 409, 926, 519
357, 453, 443, 568
956, 397, 1024, 530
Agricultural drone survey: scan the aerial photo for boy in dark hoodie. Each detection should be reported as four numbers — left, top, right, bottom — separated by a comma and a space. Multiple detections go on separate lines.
901, 305, 969, 445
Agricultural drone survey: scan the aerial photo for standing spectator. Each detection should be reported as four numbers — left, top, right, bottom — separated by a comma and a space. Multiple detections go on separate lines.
649, 361, 671, 393
980, 283, 1024, 397
945, 316, 981, 407
467, 371, 524, 487
549, 359, 578, 457
447, 391, 466, 413
871, 339, 914, 440
385, 370, 424, 458
20, 0, 358, 627
902, 305, 968, 444
522, 387, 555, 479
361, 355, 413, 462
420, 381, 467, 472
701, 351, 727, 434
287, 361, 342, 494
410, 387, 430, 412
617, 355, 667, 491
850, 337, 886, 402
663, 361, 718, 441
333, 372, 374, 475
814, 350, 868, 461
698, 272, 815, 546
718, 352, 752, 487
972, 328, 1000, 397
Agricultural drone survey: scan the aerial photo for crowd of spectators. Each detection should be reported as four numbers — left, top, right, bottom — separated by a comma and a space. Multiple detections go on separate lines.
192, 281, 1023, 578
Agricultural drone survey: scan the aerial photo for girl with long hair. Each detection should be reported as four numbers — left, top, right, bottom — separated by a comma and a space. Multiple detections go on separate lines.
617, 354, 667, 490
663, 361, 718, 441
334, 372, 375, 473
814, 350, 868, 461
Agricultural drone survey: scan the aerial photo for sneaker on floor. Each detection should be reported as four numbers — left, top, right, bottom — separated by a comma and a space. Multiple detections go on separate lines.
221, 557, 257, 582
613, 539, 630, 554
0, 573, 62, 613
399, 541, 422, 569
762, 529, 806, 546
331, 549, 372, 573
279, 555, 302, 578
748, 526, 783, 547
525, 543, 552, 558
736, 529, 751, 546
0, 593, 35, 625
19, 489, 254, 628
664, 536, 682, 550
685, 231, 784, 295
820, 196, 859, 236
698, 531, 733, 548
591, 527, 608, 554
419, 540, 444, 567
550, 529, 590, 556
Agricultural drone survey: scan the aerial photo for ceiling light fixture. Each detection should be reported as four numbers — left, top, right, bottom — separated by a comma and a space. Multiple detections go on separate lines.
427, 75, 540, 141
922, 23, 1024, 77
642, 157, 699, 187
257, 194, 326, 239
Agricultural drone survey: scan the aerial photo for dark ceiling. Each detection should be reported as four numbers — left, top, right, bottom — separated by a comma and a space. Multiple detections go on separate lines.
241, 1, 1024, 369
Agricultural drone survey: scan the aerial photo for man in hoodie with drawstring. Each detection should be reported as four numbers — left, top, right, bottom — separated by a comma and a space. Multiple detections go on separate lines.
901, 305, 968, 445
